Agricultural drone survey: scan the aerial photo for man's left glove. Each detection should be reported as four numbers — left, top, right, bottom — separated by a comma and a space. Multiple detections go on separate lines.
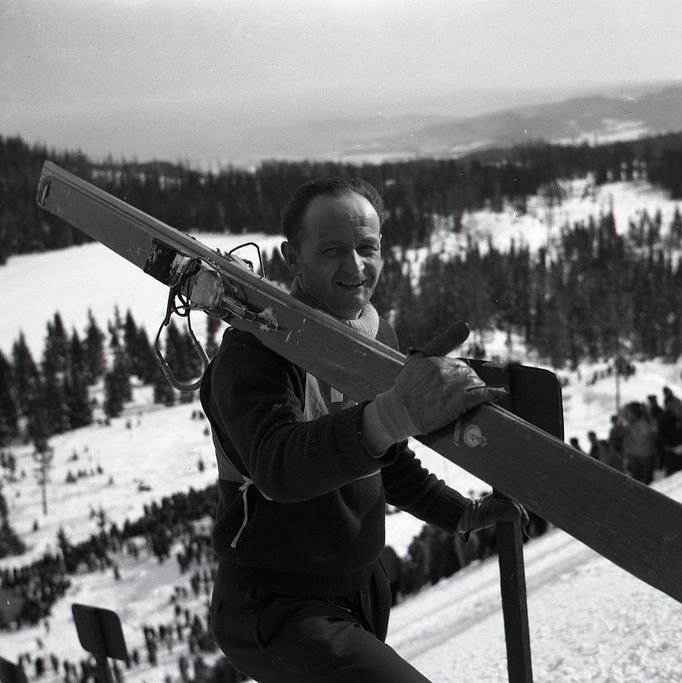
456, 493, 529, 539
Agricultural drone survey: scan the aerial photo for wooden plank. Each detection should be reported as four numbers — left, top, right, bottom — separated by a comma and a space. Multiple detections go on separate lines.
496, 513, 533, 683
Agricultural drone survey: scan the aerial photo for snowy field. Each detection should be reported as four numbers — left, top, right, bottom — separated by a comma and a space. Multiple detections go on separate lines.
1, 178, 682, 680
1, 394, 681, 682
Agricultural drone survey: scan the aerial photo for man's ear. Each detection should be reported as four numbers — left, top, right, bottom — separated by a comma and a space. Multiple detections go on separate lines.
281, 240, 301, 276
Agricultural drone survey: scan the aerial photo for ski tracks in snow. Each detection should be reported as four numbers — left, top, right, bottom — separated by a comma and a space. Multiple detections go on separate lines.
388, 525, 596, 661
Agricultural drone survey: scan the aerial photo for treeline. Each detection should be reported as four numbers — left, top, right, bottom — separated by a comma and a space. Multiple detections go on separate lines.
3, 131, 682, 262
0, 309, 221, 451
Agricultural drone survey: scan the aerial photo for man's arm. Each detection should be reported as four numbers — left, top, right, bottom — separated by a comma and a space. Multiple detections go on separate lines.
361, 354, 507, 451
209, 331, 398, 502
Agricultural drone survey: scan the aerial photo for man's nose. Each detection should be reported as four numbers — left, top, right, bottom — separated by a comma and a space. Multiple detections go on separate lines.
341, 249, 364, 275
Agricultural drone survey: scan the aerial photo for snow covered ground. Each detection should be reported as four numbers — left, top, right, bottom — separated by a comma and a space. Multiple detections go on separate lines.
1, 178, 682, 680
2, 397, 681, 682
391, 470, 682, 683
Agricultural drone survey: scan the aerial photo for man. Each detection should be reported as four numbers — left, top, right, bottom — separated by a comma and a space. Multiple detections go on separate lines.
622, 401, 656, 484
202, 177, 525, 682
586, 431, 601, 459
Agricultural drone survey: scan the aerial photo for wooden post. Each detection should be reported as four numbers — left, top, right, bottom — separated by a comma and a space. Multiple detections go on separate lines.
72, 604, 128, 683
496, 502, 533, 683
468, 359, 563, 683
0, 657, 28, 683
471, 361, 533, 682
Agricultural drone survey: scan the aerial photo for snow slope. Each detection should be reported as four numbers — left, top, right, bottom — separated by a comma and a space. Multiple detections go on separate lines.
390, 471, 682, 683
2, 393, 681, 682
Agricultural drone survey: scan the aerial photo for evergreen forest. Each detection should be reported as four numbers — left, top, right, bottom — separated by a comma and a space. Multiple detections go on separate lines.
2, 132, 682, 449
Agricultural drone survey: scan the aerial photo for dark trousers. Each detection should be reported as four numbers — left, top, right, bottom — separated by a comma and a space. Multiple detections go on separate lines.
209, 560, 431, 682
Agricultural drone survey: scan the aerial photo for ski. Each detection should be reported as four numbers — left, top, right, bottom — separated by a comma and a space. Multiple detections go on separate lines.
36, 161, 682, 605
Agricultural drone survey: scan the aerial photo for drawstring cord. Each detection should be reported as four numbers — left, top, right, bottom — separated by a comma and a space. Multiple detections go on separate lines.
231, 478, 255, 548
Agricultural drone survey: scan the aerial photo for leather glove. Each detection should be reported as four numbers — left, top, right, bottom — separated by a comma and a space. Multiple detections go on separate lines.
371, 356, 507, 442
457, 493, 529, 539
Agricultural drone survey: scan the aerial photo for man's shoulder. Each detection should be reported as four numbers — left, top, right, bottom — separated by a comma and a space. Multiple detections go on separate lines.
215, 328, 280, 362
213, 328, 304, 376
217, 327, 265, 351
211, 315, 398, 374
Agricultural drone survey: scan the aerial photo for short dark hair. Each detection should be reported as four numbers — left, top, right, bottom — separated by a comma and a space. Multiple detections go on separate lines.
281, 176, 385, 248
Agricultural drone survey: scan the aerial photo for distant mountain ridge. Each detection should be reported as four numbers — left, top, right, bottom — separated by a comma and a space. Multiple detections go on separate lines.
258, 84, 682, 163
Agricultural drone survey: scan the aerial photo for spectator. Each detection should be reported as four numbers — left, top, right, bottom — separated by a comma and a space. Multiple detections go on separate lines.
608, 414, 627, 455
596, 438, 624, 472
586, 431, 601, 459
663, 386, 682, 419
659, 407, 682, 476
569, 437, 583, 452
622, 402, 657, 484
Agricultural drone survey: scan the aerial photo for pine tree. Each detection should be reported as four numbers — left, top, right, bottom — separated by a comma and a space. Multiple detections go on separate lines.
152, 363, 176, 406
64, 367, 92, 429
26, 392, 50, 454
56, 526, 74, 569
0, 350, 18, 445
108, 305, 124, 352
123, 309, 138, 353
40, 363, 69, 435
162, 320, 189, 383
84, 309, 106, 384
68, 328, 86, 379
135, 328, 160, 384
41, 316, 71, 434
0, 484, 26, 558
103, 370, 123, 419
181, 327, 205, 380
12, 332, 41, 418
123, 309, 143, 378
33, 439, 54, 515
43, 312, 69, 375
62, 329, 93, 429
103, 350, 132, 418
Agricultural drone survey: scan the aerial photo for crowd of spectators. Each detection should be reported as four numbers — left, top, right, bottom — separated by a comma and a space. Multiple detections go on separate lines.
570, 385, 682, 485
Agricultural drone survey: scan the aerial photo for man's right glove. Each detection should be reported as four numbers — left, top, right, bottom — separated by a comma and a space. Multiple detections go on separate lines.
371, 356, 507, 443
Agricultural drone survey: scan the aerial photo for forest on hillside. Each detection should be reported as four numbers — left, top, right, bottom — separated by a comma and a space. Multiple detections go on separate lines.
2, 132, 682, 452
3, 131, 682, 261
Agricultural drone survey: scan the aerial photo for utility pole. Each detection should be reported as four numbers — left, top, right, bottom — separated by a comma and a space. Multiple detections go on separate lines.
33, 439, 54, 515
615, 362, 621, 414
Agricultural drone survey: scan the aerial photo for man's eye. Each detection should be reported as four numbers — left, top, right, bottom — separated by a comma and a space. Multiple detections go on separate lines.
358, 245, 380, 256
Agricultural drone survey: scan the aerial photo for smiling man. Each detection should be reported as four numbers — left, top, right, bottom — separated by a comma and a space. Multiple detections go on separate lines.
280, 183, 383, 320
202, 177, 524, 682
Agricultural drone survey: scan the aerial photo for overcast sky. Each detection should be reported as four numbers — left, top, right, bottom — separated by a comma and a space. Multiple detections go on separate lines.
2, 0, 682, 164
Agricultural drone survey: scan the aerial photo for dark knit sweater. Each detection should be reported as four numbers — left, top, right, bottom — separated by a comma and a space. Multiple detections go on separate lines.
201, 321, 469, 597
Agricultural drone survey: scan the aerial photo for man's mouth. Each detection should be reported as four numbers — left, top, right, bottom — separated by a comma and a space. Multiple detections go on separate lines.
337, 280, 366, 289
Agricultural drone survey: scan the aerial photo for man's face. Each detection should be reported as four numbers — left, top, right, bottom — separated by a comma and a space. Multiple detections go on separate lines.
285, 192, 383, 320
